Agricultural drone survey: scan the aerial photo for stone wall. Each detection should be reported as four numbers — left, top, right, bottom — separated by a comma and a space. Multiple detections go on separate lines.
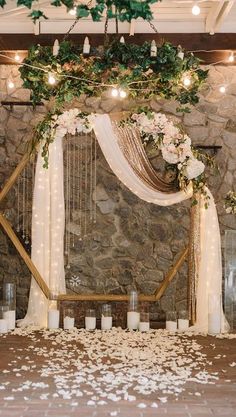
0, 64, 236, 320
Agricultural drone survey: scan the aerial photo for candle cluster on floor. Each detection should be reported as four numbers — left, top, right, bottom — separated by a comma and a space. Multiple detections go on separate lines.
1, 327, 234, 408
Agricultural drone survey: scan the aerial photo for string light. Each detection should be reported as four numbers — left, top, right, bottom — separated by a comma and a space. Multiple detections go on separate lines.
111, 87, 127, 98
228, 52, 234, 63
7, 79, 15, 89
219, 85, 226, 94
192, 3, 201, 15
14, 52, 21, 62
48, 73, 57, 85
111, 87, 119, 97
119, 89, 127, 98
68, 7, 76, 16
183, 75, 192, 87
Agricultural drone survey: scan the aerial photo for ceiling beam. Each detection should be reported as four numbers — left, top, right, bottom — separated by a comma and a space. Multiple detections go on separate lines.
205, 0, 234, 34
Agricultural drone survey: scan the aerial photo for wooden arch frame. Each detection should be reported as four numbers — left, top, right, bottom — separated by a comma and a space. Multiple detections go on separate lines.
0, 145, 189, 306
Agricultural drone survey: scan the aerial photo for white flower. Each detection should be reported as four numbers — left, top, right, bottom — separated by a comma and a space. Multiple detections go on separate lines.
184, 158, 205, 180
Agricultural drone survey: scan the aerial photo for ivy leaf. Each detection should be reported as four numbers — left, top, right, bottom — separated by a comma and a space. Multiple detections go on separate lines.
17, 0, 35, 8
29, 10, 48, 22
76, 5, 90, 18
51, 0, 61, 6
0, 0, 6, 7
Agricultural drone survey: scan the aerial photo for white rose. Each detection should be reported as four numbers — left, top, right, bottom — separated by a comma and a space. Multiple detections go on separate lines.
184, 158, 205, 180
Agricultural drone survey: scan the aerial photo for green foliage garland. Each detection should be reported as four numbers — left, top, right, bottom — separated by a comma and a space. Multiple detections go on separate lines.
20, 40, 208, 109
0, 0, 159, 22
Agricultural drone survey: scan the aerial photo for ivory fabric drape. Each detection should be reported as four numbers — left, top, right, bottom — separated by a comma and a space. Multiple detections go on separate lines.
19, 132, 66, 327
93, 114, 228, 332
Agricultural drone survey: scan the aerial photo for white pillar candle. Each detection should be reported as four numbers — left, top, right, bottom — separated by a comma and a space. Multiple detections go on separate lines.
139, 321, 150, 332
63, 316, 75, 330
166, 320, 177, 331
127, 311, 140, 330
0, 319, 8, 333
101, 315, 112, 330
3, 310, 15, 330
178, 319, 189, 331
85, 316, 96, 330
48, 309, 60, 329
208, 312, 221, 335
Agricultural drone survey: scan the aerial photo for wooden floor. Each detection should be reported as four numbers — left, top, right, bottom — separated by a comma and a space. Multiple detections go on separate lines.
0, 330, 236, 417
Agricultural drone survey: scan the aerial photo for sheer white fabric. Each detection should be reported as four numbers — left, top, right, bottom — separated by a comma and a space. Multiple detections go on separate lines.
93, 114, 228, 333
18, 132, 65, 327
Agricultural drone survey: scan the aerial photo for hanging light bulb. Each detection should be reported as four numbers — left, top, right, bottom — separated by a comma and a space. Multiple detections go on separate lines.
7, 79, 15, 89
119, 89, 127, 98
14, 52, 21, 62
48, 73, 56, 85
183, 75, 191, 87
69, 7, 76, 16
228, 51, 234, 63
219, 85, 226, 94
111, 87, 119, 97
192, 3, 201, 15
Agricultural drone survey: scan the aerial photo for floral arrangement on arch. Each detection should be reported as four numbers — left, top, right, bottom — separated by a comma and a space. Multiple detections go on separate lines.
128, 111, 211, 206
33, 107, 212, 206
224, 191, 236, 214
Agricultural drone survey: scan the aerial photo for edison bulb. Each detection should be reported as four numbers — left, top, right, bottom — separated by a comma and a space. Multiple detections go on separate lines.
8, 80, 15, 89
119, 89, 127, 98
69, 7, 76, 16
219, 86, 226, 94
48, 73, 56, 85
14, 53, 21, 62
183, 76, 191, 87
228, 52, 234, 63
192, 4, 200, 15
111, 88, 119, 97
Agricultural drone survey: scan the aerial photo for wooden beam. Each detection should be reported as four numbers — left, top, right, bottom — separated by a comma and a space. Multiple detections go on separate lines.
0, 152, 30, 203
1, 32, 236, 50
57, 293, 156, 302
154, 246, 189, 300
0, 213, 51, 299
214, 1, 235, 32
206, 1, 225, 34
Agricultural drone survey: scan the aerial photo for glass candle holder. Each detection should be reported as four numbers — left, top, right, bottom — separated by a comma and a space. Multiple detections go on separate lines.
166, 311, 177, 331
63, 307, 75, 330
178, 310, 189, 331
3, 283, 16, 310
127, 290, 140, 330
85, 309, 96, 330
101, 304, 112, 330
0, 304, 9, 334
139, 311, 150, 331
2, 283, 16, 330
208, 294, 221, 334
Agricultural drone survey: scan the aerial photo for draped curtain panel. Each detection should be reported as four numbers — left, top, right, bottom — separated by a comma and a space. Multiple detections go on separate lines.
21, 112, 228, 332
19, 132, 66, 327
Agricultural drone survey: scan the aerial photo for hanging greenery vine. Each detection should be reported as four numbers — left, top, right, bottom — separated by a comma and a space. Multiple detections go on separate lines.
0, 0, 160, 22
19, 40, 208, 109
